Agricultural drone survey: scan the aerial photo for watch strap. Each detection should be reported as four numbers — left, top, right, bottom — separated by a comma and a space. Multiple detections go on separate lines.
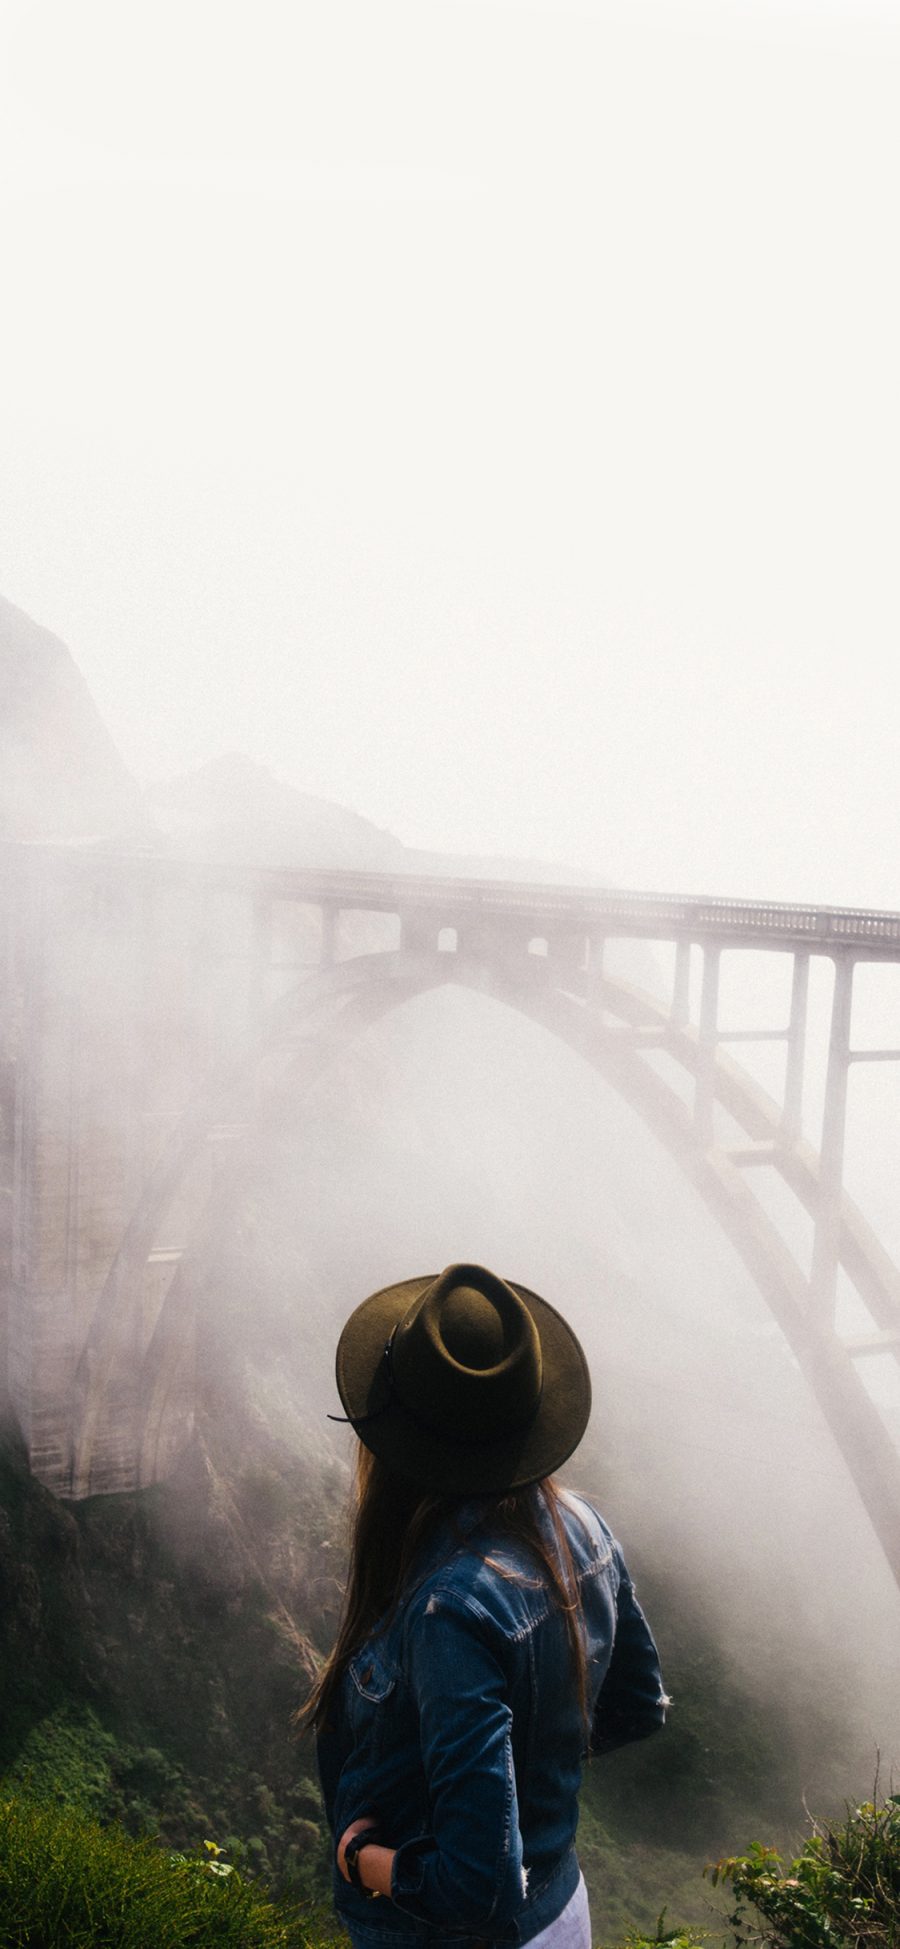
343, 1823, 382, 1891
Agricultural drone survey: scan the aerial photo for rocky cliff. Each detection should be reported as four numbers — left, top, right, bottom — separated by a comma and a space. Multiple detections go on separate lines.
0, 596, 147, 844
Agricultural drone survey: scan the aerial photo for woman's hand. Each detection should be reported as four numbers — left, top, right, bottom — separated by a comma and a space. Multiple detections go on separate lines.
337, 1816, 396, 1899
337, 1816, 378, 1882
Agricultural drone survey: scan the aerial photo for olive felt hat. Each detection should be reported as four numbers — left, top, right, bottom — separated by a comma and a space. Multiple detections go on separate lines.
333, 1262, 591, 1494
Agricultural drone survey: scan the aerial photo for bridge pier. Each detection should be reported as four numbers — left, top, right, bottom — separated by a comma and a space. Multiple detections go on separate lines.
400, 910, 443, 957
320, 904, 338, 968
810, 957, 854, 1323
584, 935, 605, 1010
694, 947, 721, 1148
7, 875, 151, 1494
672, 939, 691, 1027
781, 950, 810, 1145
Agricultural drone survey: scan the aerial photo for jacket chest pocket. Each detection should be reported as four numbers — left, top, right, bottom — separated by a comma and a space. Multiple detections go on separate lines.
346, 1644, 398, 1751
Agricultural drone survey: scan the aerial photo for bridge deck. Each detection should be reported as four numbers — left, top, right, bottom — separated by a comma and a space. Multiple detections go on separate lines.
4, 843, 900, 955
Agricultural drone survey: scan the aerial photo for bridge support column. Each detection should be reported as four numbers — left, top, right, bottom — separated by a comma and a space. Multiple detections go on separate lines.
7, 958, 79, 1493
810, 956, 854, 1323
7, 887, 88, 1495
585, 936, 605, 1012
320, 905, 338, 968
782, 951, 810, 1145
551, 930, 590, 981
672, 940, 691, 1027
400, 913, 435, 956
252, 898, 274, 1014
694, 947, 720, 1148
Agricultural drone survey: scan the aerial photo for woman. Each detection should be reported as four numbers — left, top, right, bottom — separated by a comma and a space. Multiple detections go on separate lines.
302, 1262, 667, 1949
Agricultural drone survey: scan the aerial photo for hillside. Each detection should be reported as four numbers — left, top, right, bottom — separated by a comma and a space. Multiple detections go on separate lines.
1, 591, 608, 888
144, 752, 410, 874
144, 750, 611, 886
0, 596, 147, 843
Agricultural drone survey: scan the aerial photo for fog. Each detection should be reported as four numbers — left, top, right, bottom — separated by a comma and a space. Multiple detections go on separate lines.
2, 0, 900, 1897
2, 0, 900, 900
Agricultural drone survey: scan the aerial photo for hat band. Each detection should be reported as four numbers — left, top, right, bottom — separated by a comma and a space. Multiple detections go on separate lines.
330, 1328, 544, 1450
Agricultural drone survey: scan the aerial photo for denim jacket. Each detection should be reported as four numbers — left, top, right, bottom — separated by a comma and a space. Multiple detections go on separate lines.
316, 1491, 667, 1949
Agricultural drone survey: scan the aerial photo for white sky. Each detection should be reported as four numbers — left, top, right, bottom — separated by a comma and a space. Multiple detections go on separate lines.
2, 0, 899, 902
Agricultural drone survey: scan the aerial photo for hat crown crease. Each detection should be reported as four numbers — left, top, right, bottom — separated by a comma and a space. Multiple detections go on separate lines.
391, 1264, 542, 1439
438, 1287, 513, 1371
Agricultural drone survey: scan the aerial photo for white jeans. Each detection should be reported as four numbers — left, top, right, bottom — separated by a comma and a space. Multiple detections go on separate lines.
523, 1874, 591, 1949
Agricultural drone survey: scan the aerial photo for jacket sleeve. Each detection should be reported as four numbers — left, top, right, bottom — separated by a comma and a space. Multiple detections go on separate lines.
590, 1553, 669, 1757
390, 1593, 525, 1934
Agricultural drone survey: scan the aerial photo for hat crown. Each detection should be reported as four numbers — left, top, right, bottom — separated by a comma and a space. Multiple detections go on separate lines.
391, 1264, 543, 1441
441, 1286, 509, 1367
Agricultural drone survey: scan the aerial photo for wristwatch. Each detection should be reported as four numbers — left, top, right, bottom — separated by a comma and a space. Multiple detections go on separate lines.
343, 1824, 382, 1895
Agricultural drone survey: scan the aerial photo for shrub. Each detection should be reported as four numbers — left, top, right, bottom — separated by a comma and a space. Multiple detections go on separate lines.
708, 1793, 900, 1949
0, 1794, 329, 1948
621, 1922, 706, 1949
3, 1704, 120, 1816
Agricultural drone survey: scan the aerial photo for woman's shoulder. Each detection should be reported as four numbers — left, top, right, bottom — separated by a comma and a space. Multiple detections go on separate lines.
400, 1532, 546, 1648
556, 1488, 618, 1558
557, 1492, 625, 1604
400, 1488, 619, 1638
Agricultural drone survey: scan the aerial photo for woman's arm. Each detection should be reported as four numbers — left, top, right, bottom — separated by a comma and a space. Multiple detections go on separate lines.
591, 1554, 669, 1756
390, 1594, 525, 1934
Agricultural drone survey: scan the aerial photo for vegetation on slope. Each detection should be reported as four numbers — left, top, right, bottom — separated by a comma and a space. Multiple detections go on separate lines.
0, 1795, 326, 1948
1, 1789, 899, 1949
709, 1792, 900, 1949
0, 1416, 340, 1906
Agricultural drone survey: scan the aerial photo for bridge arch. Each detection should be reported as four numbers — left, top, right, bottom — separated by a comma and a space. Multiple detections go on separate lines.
70, 943, 900, 1592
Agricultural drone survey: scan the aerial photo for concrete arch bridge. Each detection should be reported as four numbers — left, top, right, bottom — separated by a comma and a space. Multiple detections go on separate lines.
2, 844, 900, 1593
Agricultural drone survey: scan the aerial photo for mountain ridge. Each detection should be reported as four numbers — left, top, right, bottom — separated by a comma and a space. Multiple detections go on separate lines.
2, 595, 605, 886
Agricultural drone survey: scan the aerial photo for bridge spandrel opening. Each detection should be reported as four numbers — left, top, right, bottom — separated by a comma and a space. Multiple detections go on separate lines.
737, 1165, 817, 1283
336, 909, 401, 961
596, 934, 669, 1003
841, 1060, 900, 1265
855, 1350, 900, 1452
716, 947, 795, 1033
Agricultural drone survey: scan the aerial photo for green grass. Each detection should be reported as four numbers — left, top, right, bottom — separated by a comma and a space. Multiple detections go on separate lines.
0, 1795, 336, 1949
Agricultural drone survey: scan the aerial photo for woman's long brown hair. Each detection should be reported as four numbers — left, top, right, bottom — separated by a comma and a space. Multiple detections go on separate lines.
296, 1444, 589, 1734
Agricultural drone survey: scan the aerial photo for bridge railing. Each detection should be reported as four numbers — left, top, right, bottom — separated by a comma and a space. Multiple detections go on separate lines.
4, 842, 900, 953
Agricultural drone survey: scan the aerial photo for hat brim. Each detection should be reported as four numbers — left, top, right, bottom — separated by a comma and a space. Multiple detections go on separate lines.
334, 1276, 591, 1494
